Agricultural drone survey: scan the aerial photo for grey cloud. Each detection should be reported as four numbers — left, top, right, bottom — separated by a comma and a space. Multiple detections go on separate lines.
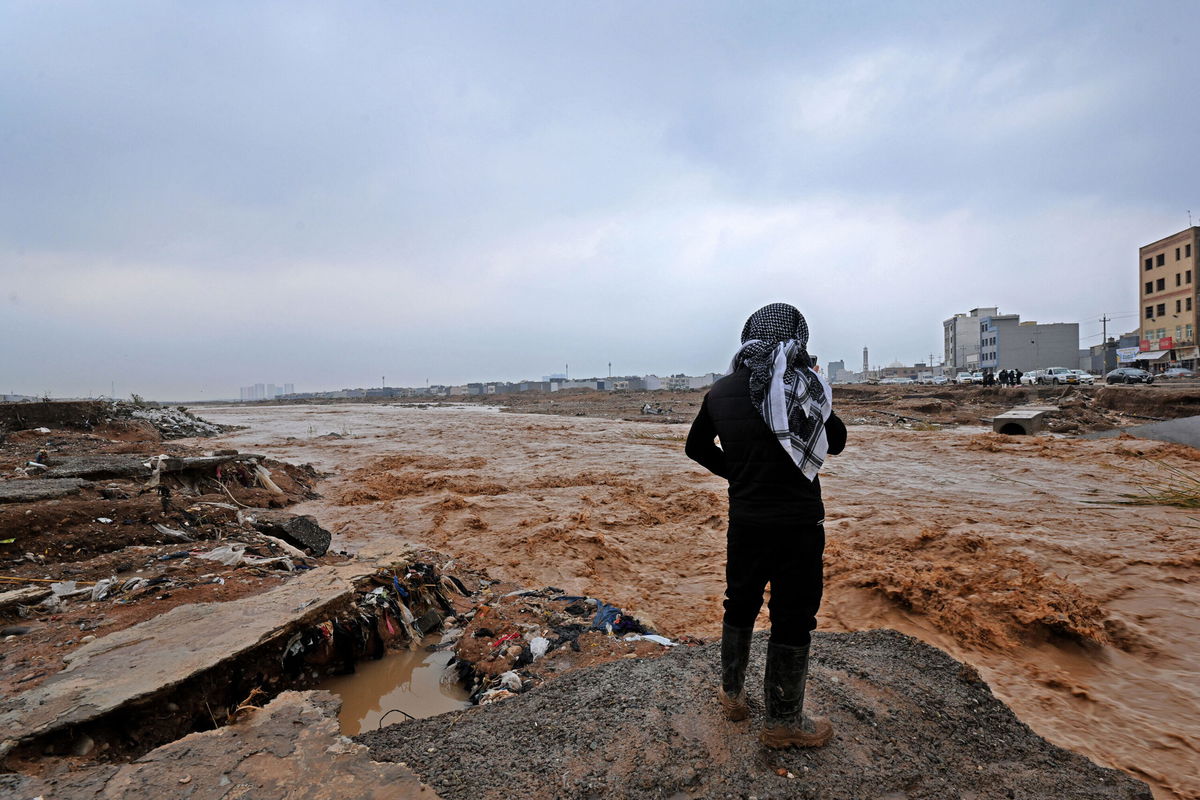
1, 1, 1197, 397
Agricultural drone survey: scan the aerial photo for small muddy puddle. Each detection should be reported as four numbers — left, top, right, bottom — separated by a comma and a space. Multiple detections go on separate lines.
321, 635, 470, 735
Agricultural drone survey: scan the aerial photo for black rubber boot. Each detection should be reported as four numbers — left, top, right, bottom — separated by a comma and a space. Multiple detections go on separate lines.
718, 623, 753, 721
760, 641, 833, 748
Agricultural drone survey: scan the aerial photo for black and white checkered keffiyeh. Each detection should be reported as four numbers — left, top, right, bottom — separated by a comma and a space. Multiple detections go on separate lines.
729, 303, 832, 482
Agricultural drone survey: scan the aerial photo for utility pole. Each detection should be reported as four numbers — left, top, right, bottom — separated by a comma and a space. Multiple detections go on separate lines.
1100, 314, 1112, 372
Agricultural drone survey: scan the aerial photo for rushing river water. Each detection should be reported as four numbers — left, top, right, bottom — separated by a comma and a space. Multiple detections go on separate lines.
198, 402, 1199, 799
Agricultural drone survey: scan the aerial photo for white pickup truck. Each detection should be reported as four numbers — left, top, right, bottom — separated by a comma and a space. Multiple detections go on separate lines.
1038, 367, 1077, 385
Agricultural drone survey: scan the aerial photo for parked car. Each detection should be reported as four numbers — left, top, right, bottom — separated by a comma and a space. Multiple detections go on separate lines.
955, 372, 974, 385
1039, 367, 1077, 385
930, 375, 949, 385
1020, 369, 1044, 385
971, 372, 984, 384
1069, 370, 1095, 385
1160, 367, 1197, 379
1105, 367, 1154, 384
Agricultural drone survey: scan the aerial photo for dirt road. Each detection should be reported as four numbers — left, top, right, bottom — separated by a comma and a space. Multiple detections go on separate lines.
198, 402, 1199, 800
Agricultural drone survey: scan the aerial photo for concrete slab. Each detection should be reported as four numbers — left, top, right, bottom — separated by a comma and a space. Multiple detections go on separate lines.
1083, 413, 1200, 449
0, 560, 379, 756
991, 406, 1059, 435
0, 477, 91, 503
42, 453, 242, 479
43, 455, 152, 479
0, 691, 441, 800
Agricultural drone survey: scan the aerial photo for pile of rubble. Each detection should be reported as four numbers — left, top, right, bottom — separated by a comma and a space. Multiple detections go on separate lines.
443, 586, 696, 705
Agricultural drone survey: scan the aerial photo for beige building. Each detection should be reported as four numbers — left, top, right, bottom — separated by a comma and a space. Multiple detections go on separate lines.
1139, 227, 1199, 365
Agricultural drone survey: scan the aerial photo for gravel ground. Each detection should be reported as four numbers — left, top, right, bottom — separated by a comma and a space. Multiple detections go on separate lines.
359, 629, 1151, 800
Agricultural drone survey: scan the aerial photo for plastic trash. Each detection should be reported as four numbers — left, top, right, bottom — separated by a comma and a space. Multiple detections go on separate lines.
257, 534, 307, 560
197, 545, 246, 566
497, 671, 523, 691
622, 633, 678, 647
153, 523, 193, 542
91, 578, 116, 601
478, 688, 515, 705
50, 580, 77, 597
96, 518, 113, 524
199, 544, 294, 570
122, 577, 150, 593
144, 454, 169, 488
530, 636, 550, 660
253, 464, 284, 494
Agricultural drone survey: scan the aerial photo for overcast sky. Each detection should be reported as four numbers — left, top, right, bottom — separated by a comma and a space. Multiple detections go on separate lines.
2, 1, 1197, 399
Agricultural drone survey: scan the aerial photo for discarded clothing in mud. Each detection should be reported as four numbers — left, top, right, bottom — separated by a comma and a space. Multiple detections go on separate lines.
449, 588, 678, 706
590, 601, 648, 635
278, 565, 456, 679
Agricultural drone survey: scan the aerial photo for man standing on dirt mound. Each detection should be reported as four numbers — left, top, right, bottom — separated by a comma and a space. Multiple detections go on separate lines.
685, 302, 847, 748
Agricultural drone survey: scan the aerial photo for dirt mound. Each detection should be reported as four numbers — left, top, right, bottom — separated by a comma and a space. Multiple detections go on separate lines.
1094, 386, 1200, 419
0, 401, 110, 433
358, 629, 1150, 800
825, 528, 1110, 650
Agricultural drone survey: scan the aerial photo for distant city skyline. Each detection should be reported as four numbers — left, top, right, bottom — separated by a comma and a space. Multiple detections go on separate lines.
2, 2, 1194, 398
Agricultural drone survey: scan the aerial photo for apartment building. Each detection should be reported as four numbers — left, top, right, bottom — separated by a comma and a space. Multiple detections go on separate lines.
1140, 226, 1199, 366
942, 307, 998, 371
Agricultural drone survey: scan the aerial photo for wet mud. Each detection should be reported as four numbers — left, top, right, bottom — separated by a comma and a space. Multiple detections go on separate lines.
198, 402, 1200, 800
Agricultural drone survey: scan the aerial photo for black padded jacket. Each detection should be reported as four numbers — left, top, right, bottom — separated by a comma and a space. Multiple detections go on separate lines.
685, 367, 846, 522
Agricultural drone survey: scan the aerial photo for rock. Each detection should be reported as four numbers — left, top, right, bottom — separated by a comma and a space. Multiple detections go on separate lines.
2, 691, 439, 799
249, 512, 332, 557
0, 626, 31, 637
70, 733, 94, 756
415, 609, 443, 636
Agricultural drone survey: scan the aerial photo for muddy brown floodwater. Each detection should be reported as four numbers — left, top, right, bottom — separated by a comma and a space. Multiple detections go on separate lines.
194, 402, 1200, 800
320, 633, 470, 736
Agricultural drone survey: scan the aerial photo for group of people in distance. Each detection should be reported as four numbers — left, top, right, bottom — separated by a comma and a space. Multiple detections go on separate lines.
979, 367, 1023, 386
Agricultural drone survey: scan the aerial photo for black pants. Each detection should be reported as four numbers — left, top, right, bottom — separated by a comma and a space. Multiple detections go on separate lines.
723, 516, 825, 647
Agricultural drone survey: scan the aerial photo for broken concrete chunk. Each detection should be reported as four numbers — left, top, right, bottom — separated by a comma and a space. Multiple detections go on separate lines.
0, 587, 52, 612
249, 512, 332, 557
0, 563, 370, 754
4, 691, 439, 799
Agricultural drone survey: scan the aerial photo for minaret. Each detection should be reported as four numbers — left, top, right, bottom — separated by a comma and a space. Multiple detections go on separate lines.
862, 347, 869, 375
